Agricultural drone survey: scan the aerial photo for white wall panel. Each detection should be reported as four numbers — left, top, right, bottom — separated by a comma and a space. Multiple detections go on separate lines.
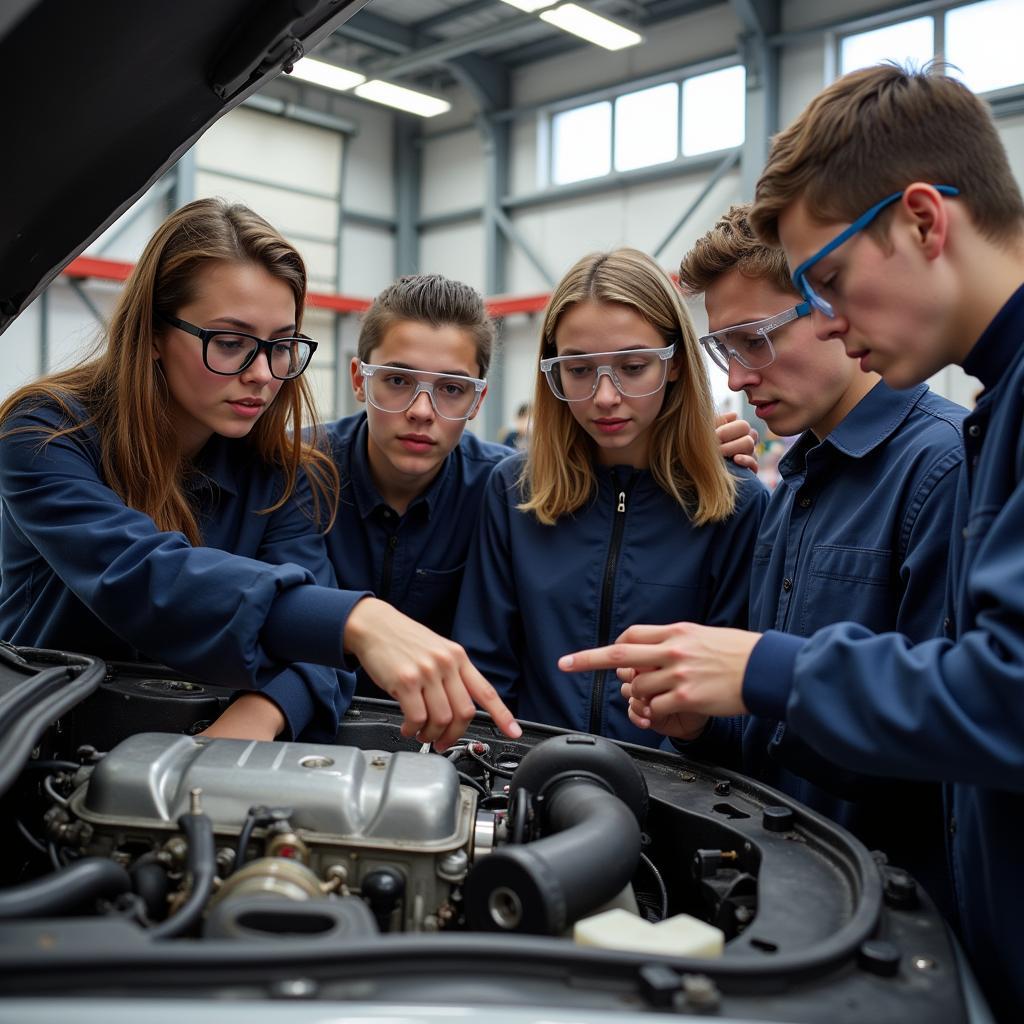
338, 223, 394, 298
783, 0, 895, 33
0, 305, 43, 397
420, 223, 487, 292
343, 102, 396, 218
421, 129, 485, 216
199, 106, 341, 193
779, 38, 826, 132
627, 171, 743, 264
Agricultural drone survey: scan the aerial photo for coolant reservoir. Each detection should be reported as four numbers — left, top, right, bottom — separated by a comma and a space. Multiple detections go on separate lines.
573, 908, 724, 958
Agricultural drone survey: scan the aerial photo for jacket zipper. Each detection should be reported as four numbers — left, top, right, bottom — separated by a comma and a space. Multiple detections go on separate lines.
588, 471, 634, 735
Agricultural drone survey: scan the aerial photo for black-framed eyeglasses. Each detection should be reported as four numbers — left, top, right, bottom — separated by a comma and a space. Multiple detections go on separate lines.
159, 313, 317, 380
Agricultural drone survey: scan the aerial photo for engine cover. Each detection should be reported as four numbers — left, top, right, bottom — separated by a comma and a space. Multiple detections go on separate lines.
69, 733, 475, 931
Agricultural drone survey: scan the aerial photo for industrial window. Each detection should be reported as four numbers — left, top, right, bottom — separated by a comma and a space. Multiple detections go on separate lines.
614, 83, 679, 173
549, 63, 745, 188
551, 100, 612, 185
838, 1, 1024, 95
682, 65, 746, 157
946, 0, 1024, 94
839, 17, 935, 75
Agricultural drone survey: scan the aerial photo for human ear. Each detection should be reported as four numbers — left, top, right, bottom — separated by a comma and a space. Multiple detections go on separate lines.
901, 183, 949, 261
350, 356, 366, 404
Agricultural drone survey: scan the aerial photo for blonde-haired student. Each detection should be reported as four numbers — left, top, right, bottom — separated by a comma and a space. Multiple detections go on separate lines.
453, 248, 767, 744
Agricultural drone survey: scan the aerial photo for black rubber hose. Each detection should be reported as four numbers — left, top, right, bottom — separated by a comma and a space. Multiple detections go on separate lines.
0, 858, 131, 920
464, 778, 642, 934
150, 811, 216, 940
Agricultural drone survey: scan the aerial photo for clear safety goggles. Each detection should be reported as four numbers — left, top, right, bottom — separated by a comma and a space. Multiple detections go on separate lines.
539, 345, 676, 402
360, 362, 486, 420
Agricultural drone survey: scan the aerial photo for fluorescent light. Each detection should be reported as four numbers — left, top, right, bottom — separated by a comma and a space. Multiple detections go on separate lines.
540, 3, 642, 50
354, 80, 452, 118
289, 57, 365, 92
498, 0, 554, 11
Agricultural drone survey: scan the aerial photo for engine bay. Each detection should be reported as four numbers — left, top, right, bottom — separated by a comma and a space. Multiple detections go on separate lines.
0, 648, 979, 1022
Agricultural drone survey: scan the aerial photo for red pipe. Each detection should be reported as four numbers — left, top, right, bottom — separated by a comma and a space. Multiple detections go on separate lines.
62, 255, 550, 318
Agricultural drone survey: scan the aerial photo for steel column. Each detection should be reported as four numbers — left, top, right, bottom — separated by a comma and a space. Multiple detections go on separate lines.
395, 116, 422, 277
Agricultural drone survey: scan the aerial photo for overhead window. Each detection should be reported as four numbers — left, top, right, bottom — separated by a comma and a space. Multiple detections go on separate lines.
548, 63, 745, 188
614, 83, 679, 172
946, 0, 1024, 94
839, 17, 935, 75
681, 65, 746, 157
551, 101, 611, 185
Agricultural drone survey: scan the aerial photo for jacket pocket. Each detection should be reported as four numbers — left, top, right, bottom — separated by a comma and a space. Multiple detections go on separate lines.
403, 563, 466, 637
798, 545, 893, 635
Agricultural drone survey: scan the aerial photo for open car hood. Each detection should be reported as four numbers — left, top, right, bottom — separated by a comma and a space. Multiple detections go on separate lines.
0, 0, 370, 335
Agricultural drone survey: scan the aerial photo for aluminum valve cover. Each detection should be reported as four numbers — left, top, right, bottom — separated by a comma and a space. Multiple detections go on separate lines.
75, 733, 462, 845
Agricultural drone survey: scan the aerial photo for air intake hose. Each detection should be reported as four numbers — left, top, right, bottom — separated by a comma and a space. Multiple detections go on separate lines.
0, 858, 131, 919
465, 734, 648, 934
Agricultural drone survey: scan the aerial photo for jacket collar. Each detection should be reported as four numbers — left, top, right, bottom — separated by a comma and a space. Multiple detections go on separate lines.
963, 281, 1024, 391
346, 413, 451, 520
781, 380, 926, 480
191, 435, 241, 496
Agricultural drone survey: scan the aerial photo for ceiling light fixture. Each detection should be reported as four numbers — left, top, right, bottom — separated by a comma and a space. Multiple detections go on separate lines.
539, 3, 643, 50
288, 57, 365, 92
498, 0, 555, 11
354, 80, 452, 118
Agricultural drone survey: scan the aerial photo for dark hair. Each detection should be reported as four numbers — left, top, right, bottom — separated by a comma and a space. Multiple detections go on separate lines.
357, 274, 496, 376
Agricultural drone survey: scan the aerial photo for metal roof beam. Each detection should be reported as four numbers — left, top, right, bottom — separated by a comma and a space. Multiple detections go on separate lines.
365, 13, 538, 79
332, 9, 416, 55
730, 0, 779, 36
414, 1, 495, 35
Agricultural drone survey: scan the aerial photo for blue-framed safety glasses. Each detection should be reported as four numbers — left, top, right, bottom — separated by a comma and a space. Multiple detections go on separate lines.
791, 184, 960, 318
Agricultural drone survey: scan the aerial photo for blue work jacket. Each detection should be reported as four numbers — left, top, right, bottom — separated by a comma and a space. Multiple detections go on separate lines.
323, 414, 509, 695
690, 381, 964, 915
743, 283, 1024, 1020
0, 400, 362, 741
453, 453, 768, 745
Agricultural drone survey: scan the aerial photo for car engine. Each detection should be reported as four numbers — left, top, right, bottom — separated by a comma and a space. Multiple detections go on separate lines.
59, 733, 478, 936
0, 655, 981, 1022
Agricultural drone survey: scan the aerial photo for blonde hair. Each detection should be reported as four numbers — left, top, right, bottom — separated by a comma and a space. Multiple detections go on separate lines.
750, 63, 1024, 246
0, 198, 339, 544
520, 248, 737, 526
679, 204, 799, 298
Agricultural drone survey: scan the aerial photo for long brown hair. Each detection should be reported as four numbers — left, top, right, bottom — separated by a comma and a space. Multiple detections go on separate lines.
520, 248, 737, 526
0, 198, 338, 543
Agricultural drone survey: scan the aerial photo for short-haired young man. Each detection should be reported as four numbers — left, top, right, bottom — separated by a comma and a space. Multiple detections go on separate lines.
326, 274, 758, 736
673, 203, 964, 914
560, 66, 1024, 1018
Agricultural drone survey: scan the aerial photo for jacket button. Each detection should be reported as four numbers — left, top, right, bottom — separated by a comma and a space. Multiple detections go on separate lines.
967, 424, 981, 438
782, 578, 793, 592
798, 496, 811, 508
943, 616, 951, 634
949, 816, 957, 836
